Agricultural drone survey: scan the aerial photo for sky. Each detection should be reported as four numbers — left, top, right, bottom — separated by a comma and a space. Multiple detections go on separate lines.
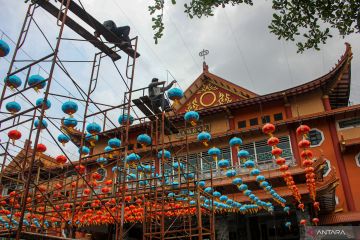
0, 0, 359, 160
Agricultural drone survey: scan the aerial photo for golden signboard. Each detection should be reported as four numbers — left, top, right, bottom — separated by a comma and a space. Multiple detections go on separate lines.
176, 124, 210, 138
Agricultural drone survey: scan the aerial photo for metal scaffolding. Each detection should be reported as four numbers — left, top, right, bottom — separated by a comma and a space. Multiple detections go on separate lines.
0, 1, 215, 239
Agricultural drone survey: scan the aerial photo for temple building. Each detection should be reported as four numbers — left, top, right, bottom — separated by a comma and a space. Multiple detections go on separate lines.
3, 43, 360, 239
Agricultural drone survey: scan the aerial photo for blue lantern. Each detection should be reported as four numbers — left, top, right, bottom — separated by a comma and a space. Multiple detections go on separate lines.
204, 187, 213, 193
229, 137, 242, 150
28, 75, 46, 92
197, 131, 211, 147
243, 190, 252, 196
96, 157, 108, 166
217, 159, 230, 170
125, 153, 141, 166
256, 175, 265, 182
85, 133, 98, 147
244, 160, 255, 169
167, 87, 184, 104
118, 114, 134, 125
184, 173, 195, 179
5, 101, 21, 114
238, 150, 249, 159
213, 191, 221, 198
238, 184, 248, 191
62, 100, 78, 116
108, 138, 121, 148
157, 149, 171, 159
137, 134, 152, 148
285, 221, 291, 229
112, 166, 121, 173
78, 146, 90, 156
57, 134, 70, 146
260, 181, 269, 188
36, 98, 51, 110
197, 181, 206, 188
4, 75, 22, 90
219, 195, 228, 202
34, 118, 47, 129
184, 111, 199, 126
208, 147, 221, 161
226, 169, 236, 178
86, 122, 101, 135
63, 117, 77, 128
283, 206, 290, 214
0, 40, 10, 57
127, 173, 136, 180
172, 162, 184, 170
232, 178, 242, 186
250, 168, 260, 176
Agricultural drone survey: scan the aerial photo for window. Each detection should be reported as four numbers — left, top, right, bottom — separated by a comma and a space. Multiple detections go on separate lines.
322, 160, 331, 177
240, 136, 293, 165
261, 115, 270, 124
96, 168, 107, 182
274, 113, 283, 121
355, 153, 360, 167
249, 118, 258, 126
238, 120, 246, 129
338, 117, 360, 129
308, 128, 324, 147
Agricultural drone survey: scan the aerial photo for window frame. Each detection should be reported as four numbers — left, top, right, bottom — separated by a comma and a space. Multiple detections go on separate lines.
261, 115, 270, 124
96, 167, 107, 182
274, 112, 283, 121
237, 120, 246, 129
355, 152, 360, 168
322, 159, 331, 177
337, 117, 360, 130
308, 128, 325, 147
249, 118, 258, 126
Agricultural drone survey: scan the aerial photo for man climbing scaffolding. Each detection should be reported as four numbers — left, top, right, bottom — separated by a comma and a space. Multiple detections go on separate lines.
148, 78, 177, 112
95, 20, 131, 47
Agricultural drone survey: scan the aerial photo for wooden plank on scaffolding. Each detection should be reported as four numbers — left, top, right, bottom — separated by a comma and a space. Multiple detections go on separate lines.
139, 96, 179, 134
133, 98, 157, 121
36, 0, 121, 61
62, 0, 140, 58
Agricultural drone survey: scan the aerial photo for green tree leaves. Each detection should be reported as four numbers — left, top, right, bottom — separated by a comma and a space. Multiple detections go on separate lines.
148, 0, 359, 52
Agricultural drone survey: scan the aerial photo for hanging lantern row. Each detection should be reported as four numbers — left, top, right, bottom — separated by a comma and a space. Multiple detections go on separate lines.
262, 123, 303, 210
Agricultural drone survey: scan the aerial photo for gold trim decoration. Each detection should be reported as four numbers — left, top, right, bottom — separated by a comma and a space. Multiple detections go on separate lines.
200, 91, 217, 107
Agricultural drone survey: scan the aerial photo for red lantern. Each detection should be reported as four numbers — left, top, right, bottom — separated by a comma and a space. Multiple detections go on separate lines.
312, 218, 319, 225
302, 159, 314, 167
105, 179, 113, 186
267, 137, 279, 146
271, 147, 283, 156
275, 157, 286, 165
279, 164, 289, 172
101, 187, 110, 194
54, 183, 63, 190
75, 164, 86, 174
38, 185, 47, 192
262, 123, 275, 135
36, 143, 47, 153
92, 172, 101, 180
298, 203, 304, 211
8, 130, 21, 144
83, 188, 91, 196
298, 139, 311, 149
313, 201, 320, 211
301, 150, 313, 159
296, 125, 310, 135
55, 155, 67, 165
300, 219, 307, 225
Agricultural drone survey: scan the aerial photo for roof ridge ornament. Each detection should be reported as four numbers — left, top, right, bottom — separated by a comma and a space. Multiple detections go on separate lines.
199, 49, 209, 72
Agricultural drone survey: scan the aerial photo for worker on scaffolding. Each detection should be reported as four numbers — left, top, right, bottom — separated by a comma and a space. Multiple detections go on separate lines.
148, 78, 176, 112
95, 20, 131, 46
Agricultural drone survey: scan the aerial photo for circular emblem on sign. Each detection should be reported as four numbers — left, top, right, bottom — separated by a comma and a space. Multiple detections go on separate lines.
200, 91, 216, 107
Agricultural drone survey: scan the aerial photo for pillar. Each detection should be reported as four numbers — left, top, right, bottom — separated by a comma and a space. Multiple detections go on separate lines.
328, 118, 355, 211
322, 95, 331, 111
228, 116, 238, 166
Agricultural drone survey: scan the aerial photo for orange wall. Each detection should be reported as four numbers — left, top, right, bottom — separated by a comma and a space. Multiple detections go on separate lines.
290, 89, 324, 117
293, 119, 349, 211
342, 150, 360, 211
